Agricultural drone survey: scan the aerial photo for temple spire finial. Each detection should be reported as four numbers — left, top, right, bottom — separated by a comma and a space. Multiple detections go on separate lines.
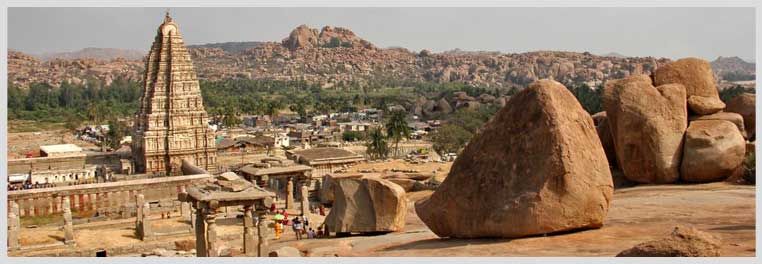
164, 8, 172, 23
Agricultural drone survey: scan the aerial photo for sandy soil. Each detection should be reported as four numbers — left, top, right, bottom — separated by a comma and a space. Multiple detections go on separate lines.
7, 130, 99, 159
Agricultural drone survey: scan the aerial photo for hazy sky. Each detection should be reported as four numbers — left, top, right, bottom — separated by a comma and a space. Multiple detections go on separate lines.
8, 7, 756, 61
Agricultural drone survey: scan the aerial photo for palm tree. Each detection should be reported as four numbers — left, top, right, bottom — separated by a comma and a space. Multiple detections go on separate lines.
385, 110, 411, 158
365, 127, 389, 160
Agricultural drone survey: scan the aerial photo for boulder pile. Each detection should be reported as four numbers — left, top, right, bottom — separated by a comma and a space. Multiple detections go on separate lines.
415, 79, 614, 238
601, 57, 752, 184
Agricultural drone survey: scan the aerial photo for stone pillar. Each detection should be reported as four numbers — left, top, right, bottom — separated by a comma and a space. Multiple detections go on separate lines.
89, 193, 97, 211
181, 202, 192, 221
8, 201, 20, 250
180, 187, 191, 220
300, 184, 309, 216
138, 202, 152, 240
18, 199, 26, 217
286, 177, 295, 210
12, 201, 21, 225
28, 198, 36, 217
106, 192, 113, 209
257, 216, 269, 257
243, 205, 256, 256
206, 210, 219, 257
135, 194, 145, 226
73, 195, 80, 212
47, 198, 54, 215
54, 196, 62, 214
62, 197, 75, 245
195, 207, 207, 257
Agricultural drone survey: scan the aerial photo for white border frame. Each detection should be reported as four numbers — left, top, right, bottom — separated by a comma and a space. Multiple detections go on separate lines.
0, 1, 759, 263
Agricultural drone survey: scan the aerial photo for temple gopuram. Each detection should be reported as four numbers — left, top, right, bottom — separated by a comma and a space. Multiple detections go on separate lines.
132, 12, 217, 175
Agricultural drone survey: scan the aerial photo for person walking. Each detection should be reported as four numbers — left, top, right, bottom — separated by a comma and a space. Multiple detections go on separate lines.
292, 217, 303, 240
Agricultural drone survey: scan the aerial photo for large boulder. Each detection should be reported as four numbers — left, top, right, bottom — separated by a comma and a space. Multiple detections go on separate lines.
681, 120, 746, 183
320, 174, 363, 205
686, 95, 726, 115
592, 111, 617, 167
282, 25, 319, 51
415, 79, 613, 238
724, 93, 756, 140
616, 226, 721, 257
653, 58, 724, 115
603, 75, 687, 183
688, 112, 746, 139
436, 98, 453, 114
324, 177, 406, 233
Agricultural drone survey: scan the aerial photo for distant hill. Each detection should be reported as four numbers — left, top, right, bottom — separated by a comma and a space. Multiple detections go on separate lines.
41, 47, 145, 61
711, 56, 756, 82
601, 52, 626, 58
9, 25, 676, 89
187, 41, 265, 53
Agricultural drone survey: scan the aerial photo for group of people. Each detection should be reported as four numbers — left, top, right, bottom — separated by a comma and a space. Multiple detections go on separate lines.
270, 203, 330, 240
8, 182, 55, 191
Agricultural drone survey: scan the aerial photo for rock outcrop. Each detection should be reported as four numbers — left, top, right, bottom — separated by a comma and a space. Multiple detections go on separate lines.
688, 112, 746, 139
603, 75, 687, 183
282, 25, 319, 50
616, 226, 721, 257
681, 120, 746, 183
324, 176, 406, 233
415, 79, 613, 238
724, 93, 756, 140
653, 58, 724, 115
686, 95, 726, 115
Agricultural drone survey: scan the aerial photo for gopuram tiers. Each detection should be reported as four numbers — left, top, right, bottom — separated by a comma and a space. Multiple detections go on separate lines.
132, 12, 217, 175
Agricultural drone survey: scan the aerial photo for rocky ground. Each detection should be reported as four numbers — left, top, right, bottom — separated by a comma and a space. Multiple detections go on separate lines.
273, 182, 755, 257
11, 182, 754, 257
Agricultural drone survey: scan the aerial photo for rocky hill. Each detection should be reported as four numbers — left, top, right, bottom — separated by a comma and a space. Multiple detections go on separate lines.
187, 41, 265, 53
9, 25, 677, 89
711, 56, 755, 80
41, 47, 145, 61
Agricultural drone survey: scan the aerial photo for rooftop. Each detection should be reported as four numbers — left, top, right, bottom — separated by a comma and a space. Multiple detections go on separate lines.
288, 147, 365, 164
39, 144, 83, 154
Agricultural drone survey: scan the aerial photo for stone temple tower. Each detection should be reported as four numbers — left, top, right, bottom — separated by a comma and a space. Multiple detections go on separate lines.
132, 12, 217, 175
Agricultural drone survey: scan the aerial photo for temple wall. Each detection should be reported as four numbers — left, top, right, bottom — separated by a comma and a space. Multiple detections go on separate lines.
7, 174, 210, 218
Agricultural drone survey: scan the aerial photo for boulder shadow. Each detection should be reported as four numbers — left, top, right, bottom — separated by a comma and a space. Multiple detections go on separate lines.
48, 234, 65, 242
381, 237, 513, 251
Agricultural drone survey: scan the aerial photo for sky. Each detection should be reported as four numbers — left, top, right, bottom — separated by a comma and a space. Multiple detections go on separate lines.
7, 7, 757, 61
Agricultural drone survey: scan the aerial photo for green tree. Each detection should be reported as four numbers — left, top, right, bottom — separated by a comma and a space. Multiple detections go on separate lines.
365, 127, 389, 160
385, 110, 411, 157
432, 124, 472, 155
342, 131, 365, 142
104, 119, 127, 150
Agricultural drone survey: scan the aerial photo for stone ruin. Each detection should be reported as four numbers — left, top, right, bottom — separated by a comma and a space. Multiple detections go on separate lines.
178, 172, 275, 257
